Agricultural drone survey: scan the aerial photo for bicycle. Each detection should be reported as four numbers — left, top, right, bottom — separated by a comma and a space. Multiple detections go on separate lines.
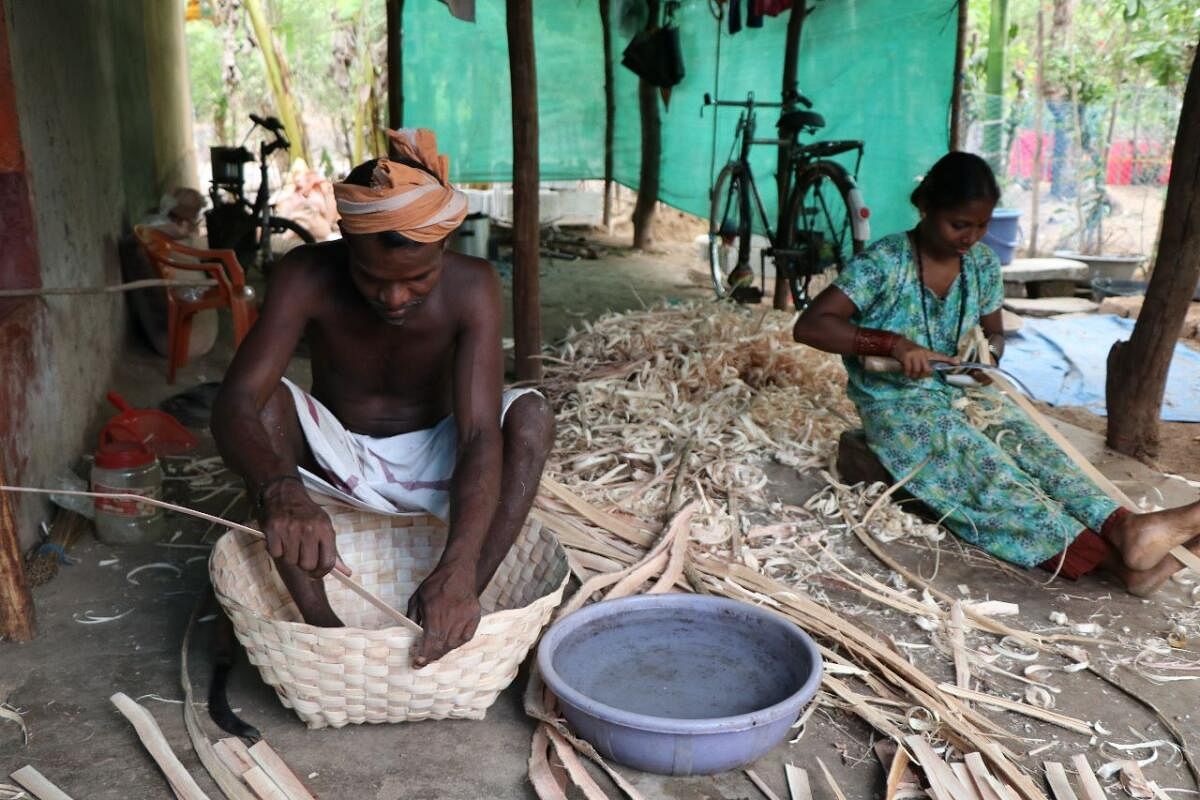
206, 113, 315, 273
705, 91, 870, 308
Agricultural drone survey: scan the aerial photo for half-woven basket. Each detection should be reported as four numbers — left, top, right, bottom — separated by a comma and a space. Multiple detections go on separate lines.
210, 499, 570, 729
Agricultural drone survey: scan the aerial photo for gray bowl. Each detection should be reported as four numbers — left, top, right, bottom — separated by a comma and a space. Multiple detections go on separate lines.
537, 594, 823, 776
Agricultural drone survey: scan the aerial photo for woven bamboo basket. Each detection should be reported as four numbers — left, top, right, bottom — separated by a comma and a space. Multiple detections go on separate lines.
209, 499, 570, 729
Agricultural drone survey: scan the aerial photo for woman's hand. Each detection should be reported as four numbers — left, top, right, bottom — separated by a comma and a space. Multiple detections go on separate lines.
891, 338, 959, 379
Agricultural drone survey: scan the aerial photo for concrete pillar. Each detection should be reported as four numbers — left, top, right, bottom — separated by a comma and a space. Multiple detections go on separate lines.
143, 0, 199, 194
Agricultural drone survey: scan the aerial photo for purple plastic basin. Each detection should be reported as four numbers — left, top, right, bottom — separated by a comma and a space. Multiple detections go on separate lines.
537, 594, 823, 776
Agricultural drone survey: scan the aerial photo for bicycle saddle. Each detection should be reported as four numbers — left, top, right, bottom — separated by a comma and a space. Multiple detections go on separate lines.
777, 109, 825, 133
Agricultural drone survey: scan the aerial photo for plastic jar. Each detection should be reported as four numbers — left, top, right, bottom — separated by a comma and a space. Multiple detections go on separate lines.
91, 442, 166, 544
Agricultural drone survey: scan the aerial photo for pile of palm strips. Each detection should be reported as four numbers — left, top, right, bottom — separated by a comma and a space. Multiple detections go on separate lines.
529, 303, 1103, 800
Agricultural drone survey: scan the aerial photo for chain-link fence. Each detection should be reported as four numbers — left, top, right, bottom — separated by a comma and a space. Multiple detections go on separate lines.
964, 87, 1180, 262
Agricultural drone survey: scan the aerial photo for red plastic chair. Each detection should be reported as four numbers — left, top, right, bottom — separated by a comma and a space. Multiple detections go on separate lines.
133, 225, 258, 384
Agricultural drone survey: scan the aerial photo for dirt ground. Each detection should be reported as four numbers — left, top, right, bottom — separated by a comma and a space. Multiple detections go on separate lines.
5, 214, 1200, 799
1004, 181, 1167, 259
1039, 403, 1200, 483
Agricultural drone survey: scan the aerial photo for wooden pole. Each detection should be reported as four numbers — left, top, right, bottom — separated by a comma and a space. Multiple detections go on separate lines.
386, 0, 404, 129
772, 1, 808, 309
599, 0, 615, 230
631, 0, 661, 251
507, 0, 542, 382
1105, 38, 1200, 460
1027, 5, 1045, 256
948, 0, 968, 150
0, 457, 35, 642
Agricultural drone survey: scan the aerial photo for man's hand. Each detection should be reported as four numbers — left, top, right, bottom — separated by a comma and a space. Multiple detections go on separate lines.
407, 564, 481, 668
891, 338, 959, 379
260, 479, 341, 579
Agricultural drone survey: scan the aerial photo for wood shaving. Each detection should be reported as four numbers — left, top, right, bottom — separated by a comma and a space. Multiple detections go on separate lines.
73, 608, 133, 624
125, 562, 183, 585
0, 703, 28, 746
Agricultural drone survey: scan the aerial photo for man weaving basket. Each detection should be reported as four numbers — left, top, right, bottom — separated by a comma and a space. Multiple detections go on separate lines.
213, 128, 554, 667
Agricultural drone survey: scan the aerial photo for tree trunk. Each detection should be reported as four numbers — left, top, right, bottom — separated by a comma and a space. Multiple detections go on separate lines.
631, 0, 661, 250
772, 1, 808, 310
244, 0, 310, 164
1027, 7, 1045, 256
0, 457, 35, 641
1105, 39, 1200, 460
948, 0, 968, 151
599, 0, 615, 230
981, 0, 1008, 175
386, 0, 404, 129
507, 0, 542, 382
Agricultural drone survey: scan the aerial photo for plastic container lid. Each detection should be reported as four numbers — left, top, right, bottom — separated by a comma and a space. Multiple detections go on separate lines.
95, 441, 156, 470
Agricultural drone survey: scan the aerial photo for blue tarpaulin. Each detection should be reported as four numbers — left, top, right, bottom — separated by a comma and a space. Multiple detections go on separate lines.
1003, 315, 1200, 423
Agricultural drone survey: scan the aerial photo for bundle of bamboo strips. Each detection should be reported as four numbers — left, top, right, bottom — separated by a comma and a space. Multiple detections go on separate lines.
528, 482, 1058, 800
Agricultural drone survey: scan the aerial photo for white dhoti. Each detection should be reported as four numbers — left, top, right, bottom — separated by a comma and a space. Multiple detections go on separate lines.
282, 378, 536, 521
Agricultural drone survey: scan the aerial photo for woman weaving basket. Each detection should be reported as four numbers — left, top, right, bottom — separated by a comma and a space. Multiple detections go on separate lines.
793, 152, 1200, 595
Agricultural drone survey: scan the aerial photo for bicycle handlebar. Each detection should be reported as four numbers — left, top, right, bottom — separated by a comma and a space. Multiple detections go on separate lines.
249, 113, 286, 134
702, 91, 813, 110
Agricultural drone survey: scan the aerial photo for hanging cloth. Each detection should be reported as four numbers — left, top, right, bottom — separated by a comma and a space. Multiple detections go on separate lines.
760, 0, 794, 15
728, 0, 742, 34
747, 0, 763, 27
437, 0, 475, 22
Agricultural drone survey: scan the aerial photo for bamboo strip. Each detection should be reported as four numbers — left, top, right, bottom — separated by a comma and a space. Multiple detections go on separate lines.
0, 277, 218, 298
1068, 755, 1106, 800
213, 740, 253, 777
241, 766, 288, 800
179, 600, 257, 800
952, 763, 985, 800
110, 692, 211, 800
247, 742, 316, 800
815, 759, 848, 800
544, 727, 611, 800
905, 736, 970, 800
965, 752, 1014, 800
937, 684, 1093, 735
647, 503, 697, 593
0, 485, 419, 633
745, 768, 784, 800
540, 477, 655, 547
528, 726, 568, 800
950, 601, 971, 691
881, 744, 913, 800
1042, 762, 1079, 800
784, 764, 812, 800
9, 766, 74, 800
522, 668, 646, 800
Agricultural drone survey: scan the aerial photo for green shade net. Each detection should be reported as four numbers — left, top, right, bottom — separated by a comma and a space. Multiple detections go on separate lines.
402, 0, 957, 239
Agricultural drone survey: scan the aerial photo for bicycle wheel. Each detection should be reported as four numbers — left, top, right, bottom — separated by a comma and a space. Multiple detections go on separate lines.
779, 160, 869, 309
708, 163, 764, 303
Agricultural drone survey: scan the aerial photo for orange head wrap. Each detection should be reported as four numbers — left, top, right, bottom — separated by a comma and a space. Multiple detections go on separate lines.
333, 128, 467, 243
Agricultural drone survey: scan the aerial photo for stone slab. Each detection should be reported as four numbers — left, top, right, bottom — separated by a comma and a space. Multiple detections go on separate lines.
1003, 296, 1099, 317
1001, 257, 1089, 283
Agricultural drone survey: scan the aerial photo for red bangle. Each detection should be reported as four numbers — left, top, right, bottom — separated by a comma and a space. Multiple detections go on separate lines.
853, 328, 900, 357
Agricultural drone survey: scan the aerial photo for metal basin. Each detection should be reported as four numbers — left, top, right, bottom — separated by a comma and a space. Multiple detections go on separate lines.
537, 594, 823, 776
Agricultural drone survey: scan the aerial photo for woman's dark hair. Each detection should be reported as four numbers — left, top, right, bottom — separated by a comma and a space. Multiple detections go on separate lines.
910, 151, 1000, 212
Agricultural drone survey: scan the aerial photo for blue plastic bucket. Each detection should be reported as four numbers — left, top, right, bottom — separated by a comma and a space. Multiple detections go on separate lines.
537, 594, 823, 776
983, 208, 1022, 265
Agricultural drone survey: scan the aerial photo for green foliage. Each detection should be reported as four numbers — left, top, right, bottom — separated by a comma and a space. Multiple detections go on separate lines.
186, 0, 386, 167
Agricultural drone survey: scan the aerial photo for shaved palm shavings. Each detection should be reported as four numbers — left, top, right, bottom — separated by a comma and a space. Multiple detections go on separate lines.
73, 608, 133, 624
0, 703, 28, 745
125, 562, 183, 585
